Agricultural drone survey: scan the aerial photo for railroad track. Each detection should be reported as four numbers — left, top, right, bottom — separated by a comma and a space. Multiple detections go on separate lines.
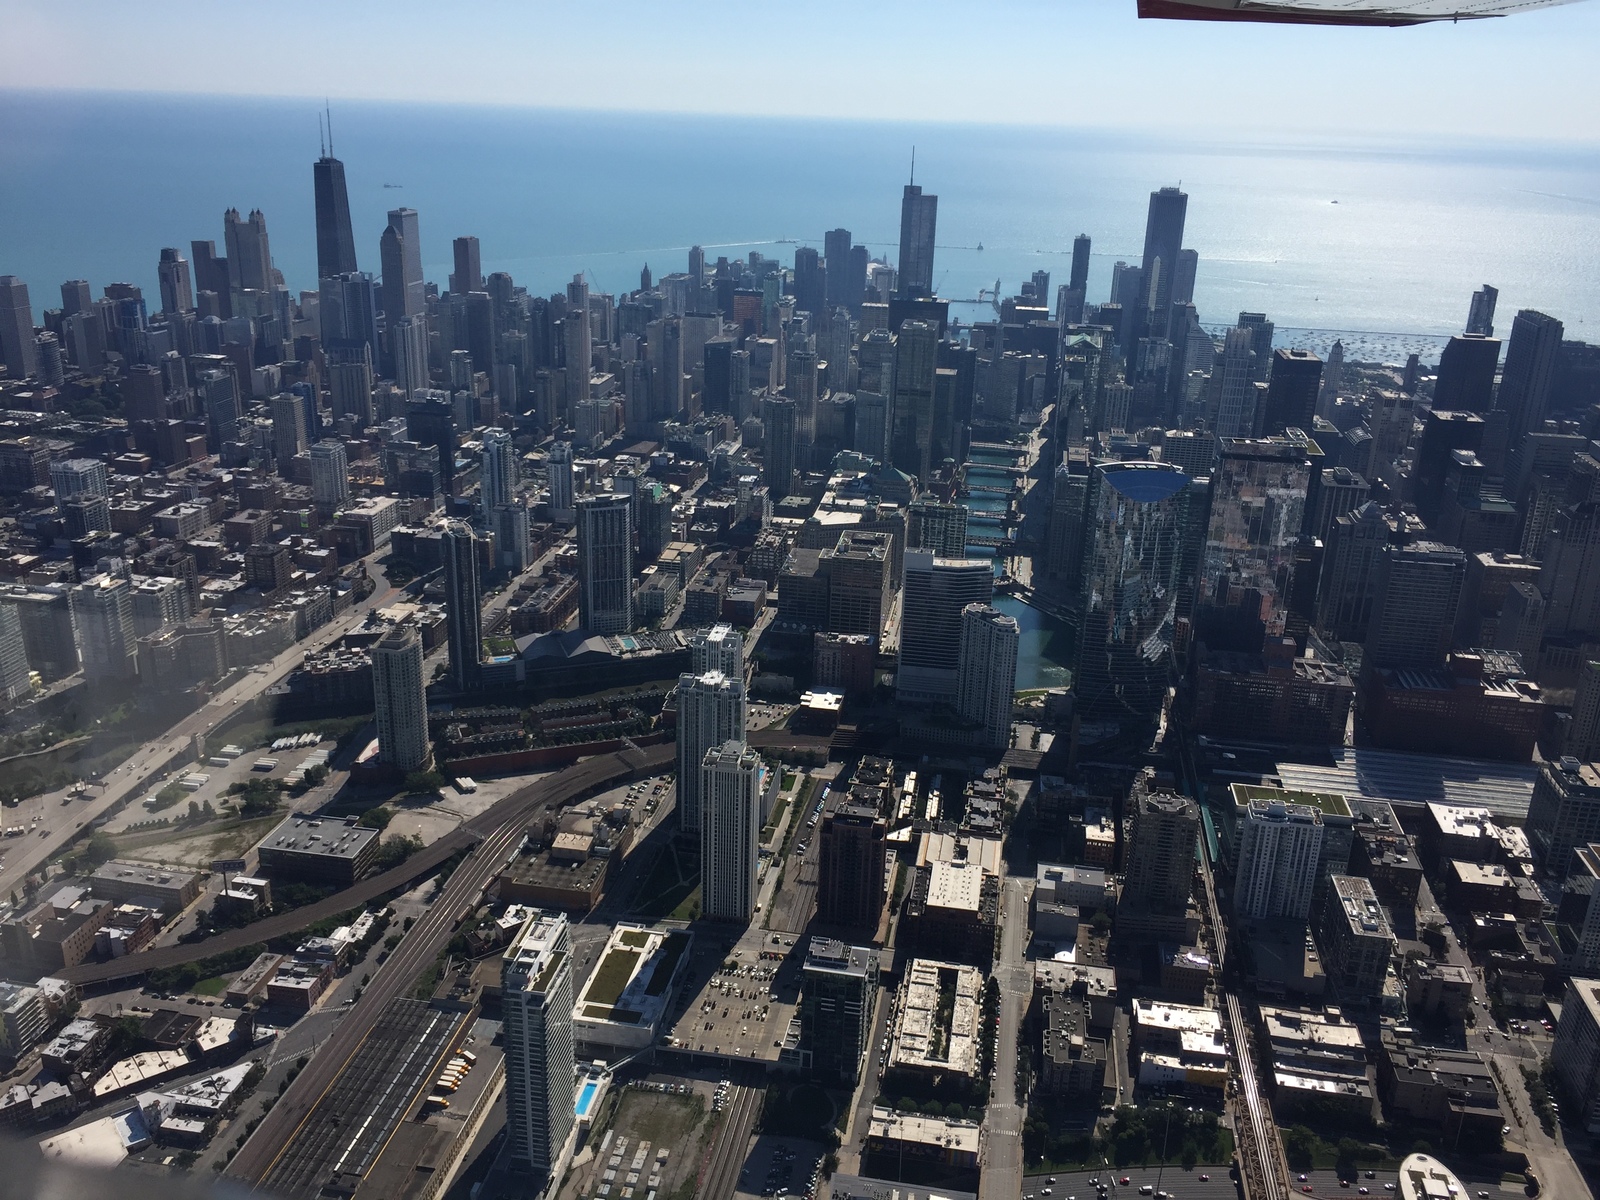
698, 1081, 763, 1200
228, 744, 674, 1191
229, 735, 818, 1193
1197, 819, 1286, 1200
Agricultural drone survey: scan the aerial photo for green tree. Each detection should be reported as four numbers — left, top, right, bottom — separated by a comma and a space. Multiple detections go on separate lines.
83, 831, 118, 865
358, 806, 394, 830
405, 769, 446, 795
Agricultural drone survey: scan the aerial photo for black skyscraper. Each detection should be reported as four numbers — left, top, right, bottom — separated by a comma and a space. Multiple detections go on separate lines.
1259, 348, 1322, 435
313, 155, 359, 279
794, 247, 826, 318
1498, 309, 1565, 449
704, 339, 733, 414
898, 184, 938, 299
1434, 334, 1501, 413
442, 521, 483, 692
1070, 234, 1092, 293
1135, 186, 1187, 349
824, 228, 855, 310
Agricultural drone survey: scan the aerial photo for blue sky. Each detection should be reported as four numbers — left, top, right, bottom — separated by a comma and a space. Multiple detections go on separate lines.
4, 0, 1599, 142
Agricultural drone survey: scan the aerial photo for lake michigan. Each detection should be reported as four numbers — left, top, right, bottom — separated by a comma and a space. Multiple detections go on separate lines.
2, 89, 1597, 363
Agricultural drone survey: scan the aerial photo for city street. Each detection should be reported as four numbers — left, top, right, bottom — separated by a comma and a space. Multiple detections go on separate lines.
981, 875, 1032, 1200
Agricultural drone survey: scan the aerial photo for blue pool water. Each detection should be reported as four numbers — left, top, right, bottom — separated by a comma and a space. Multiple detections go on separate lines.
576, 1081, 598, 1116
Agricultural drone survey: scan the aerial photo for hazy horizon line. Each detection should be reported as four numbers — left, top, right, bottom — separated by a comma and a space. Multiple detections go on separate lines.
7, 83, 1600, 159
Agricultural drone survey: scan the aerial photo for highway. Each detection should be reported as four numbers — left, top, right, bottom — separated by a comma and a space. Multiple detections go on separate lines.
0, 562, 406, 906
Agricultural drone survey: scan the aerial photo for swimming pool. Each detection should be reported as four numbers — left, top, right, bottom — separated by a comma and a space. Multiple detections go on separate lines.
576, 1080, 598, 1116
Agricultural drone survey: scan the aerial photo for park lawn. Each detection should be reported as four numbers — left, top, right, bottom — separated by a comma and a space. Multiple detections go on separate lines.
192, 975, 230, 997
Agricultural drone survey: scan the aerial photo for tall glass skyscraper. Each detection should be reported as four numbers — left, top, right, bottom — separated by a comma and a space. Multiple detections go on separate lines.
897, 184, 938, 299
313, 154, 359, 279
1074, 461, 1192, 723
442, 521, 482, 691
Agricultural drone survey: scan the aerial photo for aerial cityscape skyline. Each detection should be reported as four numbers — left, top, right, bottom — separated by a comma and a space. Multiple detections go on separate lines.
3, 16, 1600, 1200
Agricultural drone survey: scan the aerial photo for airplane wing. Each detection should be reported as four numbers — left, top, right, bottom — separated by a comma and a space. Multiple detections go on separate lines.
1138, 0, 1581, 24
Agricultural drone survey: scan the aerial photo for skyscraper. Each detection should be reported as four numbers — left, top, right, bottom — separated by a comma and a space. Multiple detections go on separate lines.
71, 574, 138, 684
502, 911, 575, 1177
818, 782, 889, 930
1364, 542, 1466, 671
481, 428, 516, 512
270, 392, 308, 476
1122, 778, 1200, 919
793, 247, 825, 319
691, 623, 745, 679
897, 184, 938, 298
824, 228, 852, 309
1434, 334, 1500, 413
329, 354, 375, 428
1259, 348, 1322, 436
1196, 436, 1313, 650
309, 440, 349, 515
442, 521, 482, 691
897, 551, 994, 705
156, 248, 193, 316
383, 208, 426, 318
700, 741, 761, 922
547, 440, 575, 522
1211, 325, 1259, 437
223, 208, 274, 297
1134, 186, 1187, 355
1070, 234, 1092, 293
0, 276, 38, 382
889, 318, 939, 482
1317, 339, 1344, 416
677, 671, 746, 835
50, 458, 109, 502
320, 271, 380, 359
956, 603, 1020, 749
762, 395, 798, 500
1234, 798, 1325, 922
450, 236, 482, 295
313, 151, 359, 279
800, 938, 879, 1085
907, 499, 969, 557
1074, 461, 1191, 723
1497, 309, 1565, 450
372, 624, 429, 772
1172, 248, 1199, 306
0, 603, 29, 704
575, 494, 633, 634
1467, 284, 1499, 336
564, 274, 592, 420
390, 316, 428, 397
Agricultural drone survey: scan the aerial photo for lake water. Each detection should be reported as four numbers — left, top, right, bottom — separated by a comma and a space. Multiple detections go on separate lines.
3, 90, 1597, 356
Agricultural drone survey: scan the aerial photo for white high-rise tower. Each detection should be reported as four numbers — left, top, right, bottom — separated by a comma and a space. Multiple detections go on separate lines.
701, 741, 762, 922
956, 603, 1019, 749
502, 910, 575, 1177
372, 625, 429, 772
676, 670, 746, 834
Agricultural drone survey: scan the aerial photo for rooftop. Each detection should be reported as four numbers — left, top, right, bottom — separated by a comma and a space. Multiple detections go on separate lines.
258, 815, 377, 861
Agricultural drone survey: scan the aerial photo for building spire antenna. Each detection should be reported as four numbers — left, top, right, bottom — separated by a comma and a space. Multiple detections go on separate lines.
910, 146, 915, 186
318, 111, 325, 158
326, 99, 333, 156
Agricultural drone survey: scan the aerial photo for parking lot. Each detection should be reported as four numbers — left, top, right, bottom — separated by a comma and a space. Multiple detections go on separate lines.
736, 1134, 824, 1200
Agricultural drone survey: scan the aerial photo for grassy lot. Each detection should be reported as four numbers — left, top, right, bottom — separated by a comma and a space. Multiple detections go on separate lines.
193, 975, 230, 997
668, 884, 702, 922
